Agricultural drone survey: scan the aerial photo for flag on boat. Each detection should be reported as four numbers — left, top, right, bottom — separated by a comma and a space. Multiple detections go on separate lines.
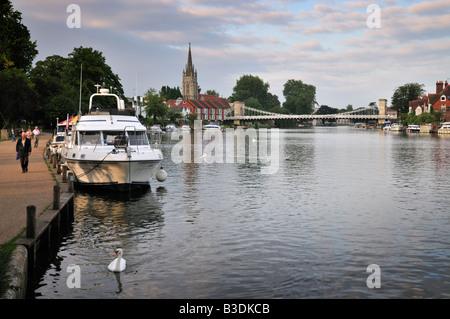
58, 116, 79, 126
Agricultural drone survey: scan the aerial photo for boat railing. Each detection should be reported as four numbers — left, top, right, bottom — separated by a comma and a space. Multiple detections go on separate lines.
149, 132, 163, 149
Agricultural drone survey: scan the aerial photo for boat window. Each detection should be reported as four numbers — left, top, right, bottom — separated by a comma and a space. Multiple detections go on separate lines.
103, 131, 122, 146
79, 131, 101, 146
128, 131, 148, 146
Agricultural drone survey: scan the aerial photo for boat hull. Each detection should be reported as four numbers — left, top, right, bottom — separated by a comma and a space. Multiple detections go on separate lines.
65, 158, 161, 191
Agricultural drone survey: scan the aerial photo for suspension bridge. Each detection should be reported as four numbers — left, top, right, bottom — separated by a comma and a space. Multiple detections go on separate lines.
226, 103, 397, 124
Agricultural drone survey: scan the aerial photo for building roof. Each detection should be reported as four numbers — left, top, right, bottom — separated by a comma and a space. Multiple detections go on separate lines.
166, 96, 231, 110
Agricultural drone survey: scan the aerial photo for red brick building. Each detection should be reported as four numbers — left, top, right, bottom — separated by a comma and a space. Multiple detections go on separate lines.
166, 94, 231, 122
409, 80, 450, 121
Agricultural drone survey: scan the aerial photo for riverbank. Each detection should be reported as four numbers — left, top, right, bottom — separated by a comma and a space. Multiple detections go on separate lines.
0, 133, 72, 298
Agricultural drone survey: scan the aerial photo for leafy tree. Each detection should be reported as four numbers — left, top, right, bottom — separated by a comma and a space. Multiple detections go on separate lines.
232, 75, 271, 110
282, 79, 316, 115
66, 47, 125, 113
144, 88, 167, 122
244, 97, 262, 110
29, 47, 125, 122
0, 0, 38, 73
205, 89, 219, 96
266, 92, 281, 109
167, 109, 182, 124
391, 83, 425, 115
29, 55, 72, 127
161, 86, 182, 100
0, 68, 37, 128
316, 105, 339, 115
316, 105, 339, 124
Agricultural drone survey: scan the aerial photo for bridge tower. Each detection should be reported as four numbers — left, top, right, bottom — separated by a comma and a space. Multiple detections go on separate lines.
378, 98, 387, 124
233, 101, 245, 126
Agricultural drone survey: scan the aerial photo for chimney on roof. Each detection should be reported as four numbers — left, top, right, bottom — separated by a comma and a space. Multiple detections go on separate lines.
445, 80, 448, 88
436, 81, 444, 94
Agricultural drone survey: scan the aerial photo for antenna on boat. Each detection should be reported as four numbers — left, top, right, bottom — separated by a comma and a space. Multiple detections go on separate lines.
78, 63, 83, 116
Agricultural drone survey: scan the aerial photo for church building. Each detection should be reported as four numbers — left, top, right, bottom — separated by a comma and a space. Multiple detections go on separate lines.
182, 43, 198, 100
166, 43, 231, 122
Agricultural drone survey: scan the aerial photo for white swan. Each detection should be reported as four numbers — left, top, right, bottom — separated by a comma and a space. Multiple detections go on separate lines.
108, 248, 126, 272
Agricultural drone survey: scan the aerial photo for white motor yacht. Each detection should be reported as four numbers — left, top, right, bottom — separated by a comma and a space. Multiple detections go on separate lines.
390, 123, 404, 131
63, 87, 163, 191
203, 124, 221, 130
406, 124, 420, 133
438, 122, 450, 134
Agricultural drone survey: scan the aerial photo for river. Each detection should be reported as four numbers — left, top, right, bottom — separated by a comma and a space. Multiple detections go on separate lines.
34, 127, 450, 298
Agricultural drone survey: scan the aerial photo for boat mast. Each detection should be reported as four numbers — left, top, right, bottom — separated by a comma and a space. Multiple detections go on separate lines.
78, 63, 83, 116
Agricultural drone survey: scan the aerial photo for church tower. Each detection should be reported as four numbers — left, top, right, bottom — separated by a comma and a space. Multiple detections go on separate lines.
182, 43, 198, 100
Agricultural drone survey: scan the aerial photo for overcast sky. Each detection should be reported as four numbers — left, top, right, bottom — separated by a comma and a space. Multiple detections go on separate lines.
12, 0, 450, 109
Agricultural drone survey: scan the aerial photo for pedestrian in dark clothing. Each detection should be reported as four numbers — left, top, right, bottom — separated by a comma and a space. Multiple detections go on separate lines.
16, 132, 32, 173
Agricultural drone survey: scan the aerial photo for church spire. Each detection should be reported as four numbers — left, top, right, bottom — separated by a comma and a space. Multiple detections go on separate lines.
182, 42, 198, 100
185, 42, 195, 77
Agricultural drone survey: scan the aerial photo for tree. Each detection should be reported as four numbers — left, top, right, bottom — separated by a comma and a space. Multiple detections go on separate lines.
161, 86, 182, 100
30, 47, 125, 122
205, 89, 219, 96
282, 79, 316, 115
29, 55, 72, 127
66, 47, 125, 113
231, 75, 272, 110
0, 68, 37, 128
144, 88, 167, 122
391, 83, 425, 115
244, 97, 262, 110
316, 105, 339, 125
0, 0, 38, 73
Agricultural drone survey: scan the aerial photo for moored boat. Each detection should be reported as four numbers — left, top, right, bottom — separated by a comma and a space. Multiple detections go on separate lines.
438, 122, 450, 134
63, 86, 164, 191
203, 124, 221, 130
390, 123, 404, 131
406, 124, 420, 133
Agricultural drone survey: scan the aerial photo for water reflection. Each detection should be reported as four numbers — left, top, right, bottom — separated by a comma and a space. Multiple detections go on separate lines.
35, 128, 450, 298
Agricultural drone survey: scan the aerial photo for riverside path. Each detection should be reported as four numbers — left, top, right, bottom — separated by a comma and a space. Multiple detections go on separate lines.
0, 132, 55, 244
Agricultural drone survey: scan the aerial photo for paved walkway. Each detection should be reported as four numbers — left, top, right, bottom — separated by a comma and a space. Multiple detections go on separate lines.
0, 133, 55, 244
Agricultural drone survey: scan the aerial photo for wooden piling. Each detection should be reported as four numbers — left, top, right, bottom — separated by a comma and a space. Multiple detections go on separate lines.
26, 205, 36, 239
68, 172, 74, 193
53, 185, 60, 210
62, 165, 68, 182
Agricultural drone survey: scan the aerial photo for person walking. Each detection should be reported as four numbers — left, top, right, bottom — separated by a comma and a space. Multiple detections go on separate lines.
33, 126, 41, 147
16, 131, 32, 173
11, 127, 15, 142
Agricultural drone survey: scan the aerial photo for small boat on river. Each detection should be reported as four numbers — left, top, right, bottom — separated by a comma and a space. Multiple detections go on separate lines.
390, 123, 404, 131
438, 122, 450, 134
63, 86, 164, 191
406, 125, 420, 133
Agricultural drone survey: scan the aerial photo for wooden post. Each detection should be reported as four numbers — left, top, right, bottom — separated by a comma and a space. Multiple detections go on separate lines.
26, 205, 36, 238
53, 185, 60, 210
62, 165, 68, 182
68, 172, 74, 193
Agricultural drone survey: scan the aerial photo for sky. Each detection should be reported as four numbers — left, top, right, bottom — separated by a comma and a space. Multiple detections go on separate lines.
12, 0, 450, 109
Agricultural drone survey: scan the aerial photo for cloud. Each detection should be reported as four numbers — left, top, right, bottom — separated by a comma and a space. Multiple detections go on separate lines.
10, 0, 450, 108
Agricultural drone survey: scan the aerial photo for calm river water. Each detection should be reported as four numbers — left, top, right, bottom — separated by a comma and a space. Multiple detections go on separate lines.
34, 127, 450, 298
